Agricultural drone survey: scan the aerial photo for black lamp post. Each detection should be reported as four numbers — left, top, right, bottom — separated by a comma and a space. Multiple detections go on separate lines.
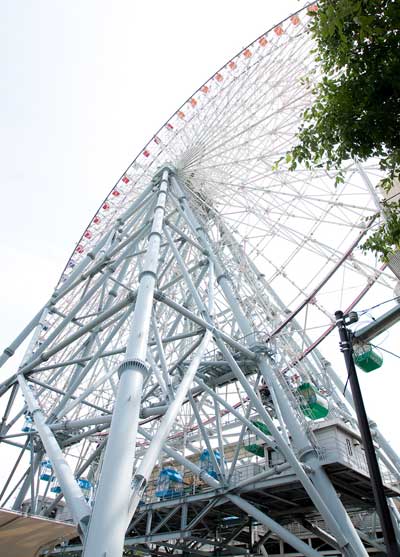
335, 310, 400, 556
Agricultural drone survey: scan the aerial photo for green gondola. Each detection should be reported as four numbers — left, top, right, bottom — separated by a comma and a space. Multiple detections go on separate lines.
353, 344, 383, 372
245, 444, 264, 457
244, 420, 270, 456
297, 382, 329, 420
252, 420, 270, 435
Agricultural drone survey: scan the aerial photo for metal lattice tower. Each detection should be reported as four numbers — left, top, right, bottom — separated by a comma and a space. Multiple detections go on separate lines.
0, 5, 400, 557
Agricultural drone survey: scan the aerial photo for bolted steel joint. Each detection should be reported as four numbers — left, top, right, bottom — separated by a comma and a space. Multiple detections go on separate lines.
117, 358, 150, 378
216, 273, 229, 285
131, 473, 147, 497
138, 269, 157, 281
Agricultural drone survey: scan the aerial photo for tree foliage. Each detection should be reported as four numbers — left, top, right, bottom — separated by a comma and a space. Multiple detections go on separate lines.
289, 0, 400, 260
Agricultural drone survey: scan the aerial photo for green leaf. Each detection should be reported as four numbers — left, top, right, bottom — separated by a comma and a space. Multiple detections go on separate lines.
286, 0, 400, 257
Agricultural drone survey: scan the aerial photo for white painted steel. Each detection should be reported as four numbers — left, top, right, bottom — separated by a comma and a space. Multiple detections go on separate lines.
0, 5, 399, 557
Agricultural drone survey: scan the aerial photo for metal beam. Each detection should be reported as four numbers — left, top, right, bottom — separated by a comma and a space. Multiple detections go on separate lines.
51, 531, 192, 554
353, 302, 400, 343
83, 168, 170, 557
127, 326, 213, 523
0, 292, 137, 395
137, 427, 325, 557
16, 376, 91, 534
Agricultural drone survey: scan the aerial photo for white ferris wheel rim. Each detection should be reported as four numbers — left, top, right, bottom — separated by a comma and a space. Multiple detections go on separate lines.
10, 3, 393, 432
52, 2, 393, 359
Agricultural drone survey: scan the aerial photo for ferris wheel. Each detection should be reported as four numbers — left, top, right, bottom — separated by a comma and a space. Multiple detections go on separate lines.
0, 4, 399, 557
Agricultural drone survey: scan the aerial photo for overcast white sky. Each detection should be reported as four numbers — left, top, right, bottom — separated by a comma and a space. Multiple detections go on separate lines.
0, 0, 399, 462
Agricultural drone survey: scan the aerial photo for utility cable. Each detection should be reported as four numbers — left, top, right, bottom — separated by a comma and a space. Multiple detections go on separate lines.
357, 296, 400, 316
369, 343, 400, 361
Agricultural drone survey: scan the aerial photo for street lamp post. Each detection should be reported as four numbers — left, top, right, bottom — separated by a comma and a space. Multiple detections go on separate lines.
335, 310, 400, 556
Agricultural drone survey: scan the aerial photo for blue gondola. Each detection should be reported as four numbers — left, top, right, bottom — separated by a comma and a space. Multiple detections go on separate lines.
199, 449, 223, 479
22, 415, 35, 433
78, 478, 93, 500
40, 460, 53, 481
155, 468, 183, 499
50, 477, 61, 494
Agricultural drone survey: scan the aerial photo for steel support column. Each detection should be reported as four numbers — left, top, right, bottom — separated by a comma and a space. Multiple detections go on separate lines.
17, 375, 91, 533
170, 173, 367, 556
83, 169, 170, 557
126, 262, 215, 525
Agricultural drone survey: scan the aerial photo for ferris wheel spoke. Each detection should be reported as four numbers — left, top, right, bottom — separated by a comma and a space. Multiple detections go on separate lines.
197, 62, 310, 151
190, 30, 310, 152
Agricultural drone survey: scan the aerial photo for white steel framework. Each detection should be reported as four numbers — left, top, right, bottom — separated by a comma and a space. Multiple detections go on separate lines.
0, 5, 399, 557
